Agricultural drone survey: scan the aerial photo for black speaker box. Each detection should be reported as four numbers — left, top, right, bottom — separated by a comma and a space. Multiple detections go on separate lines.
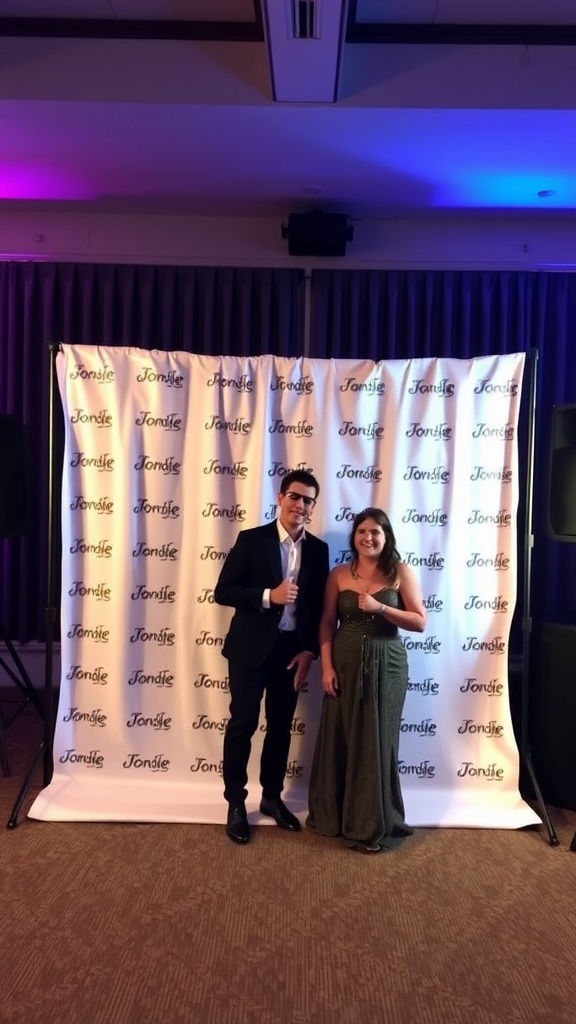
286, 213, 352, 257
0, 415, 28, 538
548, 404, 576, 541
530, 622, 576, 811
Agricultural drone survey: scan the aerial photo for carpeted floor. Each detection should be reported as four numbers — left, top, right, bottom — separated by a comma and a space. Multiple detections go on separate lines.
1, 699, 576, 1024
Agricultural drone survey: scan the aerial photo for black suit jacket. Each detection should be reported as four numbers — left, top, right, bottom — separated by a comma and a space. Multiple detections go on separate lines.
214, 520, 330, 670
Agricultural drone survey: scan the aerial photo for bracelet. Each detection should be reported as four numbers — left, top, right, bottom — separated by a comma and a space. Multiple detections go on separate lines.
380, 603, 386, 615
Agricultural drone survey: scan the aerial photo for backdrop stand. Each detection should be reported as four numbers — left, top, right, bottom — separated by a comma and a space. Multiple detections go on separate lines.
519, 349, 558, 846
7, 344, 60, 828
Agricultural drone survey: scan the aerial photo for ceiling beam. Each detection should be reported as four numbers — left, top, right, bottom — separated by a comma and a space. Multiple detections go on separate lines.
262, 0, 348, 102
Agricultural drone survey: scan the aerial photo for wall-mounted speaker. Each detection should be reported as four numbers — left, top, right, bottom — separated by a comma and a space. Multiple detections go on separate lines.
547, 404, 576, 541
0, 415, 28, 538
282, 213, 353, 257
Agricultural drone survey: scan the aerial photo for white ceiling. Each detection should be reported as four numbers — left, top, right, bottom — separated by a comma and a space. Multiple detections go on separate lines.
0, 0, 575, 220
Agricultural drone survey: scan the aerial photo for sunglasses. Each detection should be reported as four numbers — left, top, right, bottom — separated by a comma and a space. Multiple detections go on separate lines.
284, 490, 316, 509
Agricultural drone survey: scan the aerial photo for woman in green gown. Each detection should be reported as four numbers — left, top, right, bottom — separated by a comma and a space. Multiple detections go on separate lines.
307, 508, 427, 853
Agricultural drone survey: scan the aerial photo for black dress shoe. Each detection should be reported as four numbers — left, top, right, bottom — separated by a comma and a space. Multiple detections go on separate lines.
225, 804, 250, 844
259, 797, 302, 832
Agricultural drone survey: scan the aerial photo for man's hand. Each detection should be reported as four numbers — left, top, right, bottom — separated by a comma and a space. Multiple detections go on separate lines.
288, 651, 314, 691
271, 578, 299, 605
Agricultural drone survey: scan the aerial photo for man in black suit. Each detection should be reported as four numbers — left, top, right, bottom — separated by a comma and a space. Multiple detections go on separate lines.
214, 470, 330, 844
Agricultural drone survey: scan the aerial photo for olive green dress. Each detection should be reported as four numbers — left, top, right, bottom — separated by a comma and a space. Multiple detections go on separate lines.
307, 588, 413, 852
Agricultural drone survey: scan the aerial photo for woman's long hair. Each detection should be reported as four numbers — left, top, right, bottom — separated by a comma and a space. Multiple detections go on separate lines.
349, 508, 401, 582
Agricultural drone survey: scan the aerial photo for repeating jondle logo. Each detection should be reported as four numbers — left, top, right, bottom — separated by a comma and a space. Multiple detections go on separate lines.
202, 501, 246, 522
423, 594, 443, 612
406, 422, 452, 440
268, 460, 315, 479
340, 377, 385, 395
259, 717, 305, 735
461, 635, 506, 654
67, 623, 109, 642
122, 753, 171, 771
132, 540, 178, 560
336, 464, 382, 481
404, 466, 450, 484
196, 631, 224, 647
62, 706, 107, 726
458, 719, 504, 737
70, 452, 115, 472
70, 496, 114, 515
457, 761, 504, 781
134, 454, 181, 475
133, 497, 180, 519
66, 664, 108, 685
334, 550, 353, 565
404, 551, 445, 570
468, 509, 511, 527
204, 414, 250, 434
335, 507, 358, 523
470, 466, 513, 483
131, 583, 176, 603
197, 588, 214, 604
190, 757, 223, 774
474, 378, 518, 396
285, 759, 304, 779
128, 668, 174, 687
460, 676, 503, 696
192, 714, 228, 733
402, 509, 448, 527
59, 748, 104, 768
70, 538, 112, 558
269, 418, 313, 437
464, 595, 508, 613
135, 410, 181, 431
204, 458, 248, 478
408, 378, 455, 396
129, 626, 175, 646
402, 635, 441, 653
70, 408, 112, 428
70, 363, 114, 383
471, 423, 515, 440
271, 374, 313, 393
407, 677, 439, 696
400, 717, 437, 737
68, 581, 111, 601
339, 421, 384, 440
398, 759, 436, 778
127, 711, 172, 730
200, 545, 229, 561
466, 551, 509, 570
194, 672, 229, 691
136, 365, 184, 388
206, 370, 253, 391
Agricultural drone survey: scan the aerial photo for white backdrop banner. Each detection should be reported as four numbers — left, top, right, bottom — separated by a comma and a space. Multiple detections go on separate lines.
29, 345, 539, 829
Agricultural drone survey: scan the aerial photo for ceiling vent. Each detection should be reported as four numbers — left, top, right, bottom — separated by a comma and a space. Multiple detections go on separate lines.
288, 0, 320, 40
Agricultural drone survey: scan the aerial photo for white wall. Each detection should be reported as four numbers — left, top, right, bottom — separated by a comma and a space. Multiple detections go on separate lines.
1, 208, 575, 270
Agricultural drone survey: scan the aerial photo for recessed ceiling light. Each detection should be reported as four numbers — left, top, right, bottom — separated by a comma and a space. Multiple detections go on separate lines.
537, 190, 556, 198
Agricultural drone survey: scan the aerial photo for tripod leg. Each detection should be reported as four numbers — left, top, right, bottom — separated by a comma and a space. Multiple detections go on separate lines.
6, 740, 45, 829
524, 750, 559, 846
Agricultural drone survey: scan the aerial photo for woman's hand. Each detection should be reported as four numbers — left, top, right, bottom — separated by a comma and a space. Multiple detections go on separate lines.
357, 592, 382, 615
321, 669, 340, 698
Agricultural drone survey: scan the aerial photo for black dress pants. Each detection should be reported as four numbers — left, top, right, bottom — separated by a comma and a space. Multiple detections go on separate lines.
223, 631, 299, 805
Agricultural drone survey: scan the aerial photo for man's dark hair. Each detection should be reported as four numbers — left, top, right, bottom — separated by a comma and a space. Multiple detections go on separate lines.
280, 470, 320, 499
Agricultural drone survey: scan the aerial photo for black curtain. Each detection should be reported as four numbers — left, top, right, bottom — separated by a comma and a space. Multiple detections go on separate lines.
0, 263, 305, 640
